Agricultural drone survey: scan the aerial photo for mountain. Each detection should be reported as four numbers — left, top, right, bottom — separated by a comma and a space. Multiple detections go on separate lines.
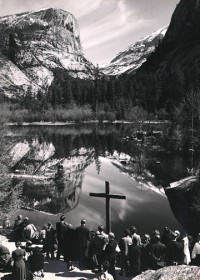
139, 0, 200, 75
0, 8, 94, 97
100, 26, 167, 76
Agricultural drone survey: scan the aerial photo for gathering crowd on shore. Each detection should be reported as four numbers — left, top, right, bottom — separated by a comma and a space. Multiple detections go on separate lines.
0, 214, 200, 280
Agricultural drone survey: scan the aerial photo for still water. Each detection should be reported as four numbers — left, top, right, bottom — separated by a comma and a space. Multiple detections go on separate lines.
8, 124, 189, 240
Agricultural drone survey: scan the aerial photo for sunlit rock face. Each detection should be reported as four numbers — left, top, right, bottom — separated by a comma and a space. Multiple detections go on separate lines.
0, 8, 94, 96
10, 140, 94, 214
100, 26, 167, 76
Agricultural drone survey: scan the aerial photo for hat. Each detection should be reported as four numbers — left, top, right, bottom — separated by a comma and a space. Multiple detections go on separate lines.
108, 232, 115, 239
174, 230, 180, 237
98, 225, 104, 231
81, 219, 86, 224
171, 231, 177, 238
144, 234, 150, 240
60, 215, 65, 221
48, 221, 52, 226
24, 217, 29, 221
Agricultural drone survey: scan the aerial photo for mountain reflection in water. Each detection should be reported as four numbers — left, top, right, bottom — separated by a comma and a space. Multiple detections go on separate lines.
9, 124, 191, 239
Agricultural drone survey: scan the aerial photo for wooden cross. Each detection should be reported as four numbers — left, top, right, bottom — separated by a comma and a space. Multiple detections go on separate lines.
89, 181, 126, 233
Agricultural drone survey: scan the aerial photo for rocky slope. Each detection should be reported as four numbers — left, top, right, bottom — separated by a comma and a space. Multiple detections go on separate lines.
100, 26, 167, 76
139, 0, 200, 74
134, 265, 200, 280
0, 8, 94, 97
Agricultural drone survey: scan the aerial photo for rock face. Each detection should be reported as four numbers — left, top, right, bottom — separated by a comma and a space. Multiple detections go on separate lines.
0, 8, 94, 97
134, 265, 200, 280
140, 0, 200, 74
100, 26, 167, 76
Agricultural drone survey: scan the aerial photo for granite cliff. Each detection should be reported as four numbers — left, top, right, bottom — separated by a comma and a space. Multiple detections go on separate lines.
0, 8, 94, 97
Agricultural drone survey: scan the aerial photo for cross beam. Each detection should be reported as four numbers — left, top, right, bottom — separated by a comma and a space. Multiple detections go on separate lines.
90, 181, 126, 233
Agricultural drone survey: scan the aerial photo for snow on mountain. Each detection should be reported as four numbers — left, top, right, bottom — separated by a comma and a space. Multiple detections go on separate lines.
0, 8, 95, 96
100, 26, 168, 76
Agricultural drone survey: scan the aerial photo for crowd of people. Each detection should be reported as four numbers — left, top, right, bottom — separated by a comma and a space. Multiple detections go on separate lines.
1, 214, 200, 280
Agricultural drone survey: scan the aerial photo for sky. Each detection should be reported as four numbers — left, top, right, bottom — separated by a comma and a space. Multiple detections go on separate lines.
0, 0, 180, 65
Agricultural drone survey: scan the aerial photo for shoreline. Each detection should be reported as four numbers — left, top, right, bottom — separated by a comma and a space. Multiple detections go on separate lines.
7, 120, 169, 126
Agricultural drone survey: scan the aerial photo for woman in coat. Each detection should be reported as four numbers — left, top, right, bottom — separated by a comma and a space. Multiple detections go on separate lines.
12, 241, 26, 280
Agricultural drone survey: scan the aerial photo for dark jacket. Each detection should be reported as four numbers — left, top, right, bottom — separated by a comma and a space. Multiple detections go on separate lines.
76, 225, 90, 249
166, 240, 184, 265
104, 239, 118, 263
28, 251, 44, 272
56, 221, 69, 242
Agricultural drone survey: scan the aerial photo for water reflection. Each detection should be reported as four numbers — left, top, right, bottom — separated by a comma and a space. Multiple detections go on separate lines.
8, 124, 190, 238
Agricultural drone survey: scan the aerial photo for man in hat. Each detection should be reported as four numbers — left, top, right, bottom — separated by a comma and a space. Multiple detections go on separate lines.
165, 231, 184, 266
104, 232, 118, 280
76, 219, 91, 269
56, 215, 69, 260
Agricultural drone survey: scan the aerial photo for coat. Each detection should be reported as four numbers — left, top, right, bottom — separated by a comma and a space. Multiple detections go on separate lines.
12, 248, 26, 280
166, 240, 184, 265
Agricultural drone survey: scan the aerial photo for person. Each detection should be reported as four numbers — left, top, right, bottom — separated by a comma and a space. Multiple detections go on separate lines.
11, 241, 26, 280
118, 229, 132, 277
93, 261, 114, 280
0, 244, 11, 271
3, 216, 11, 229
104, 232, 118, 280
14, 215, 23, 229
165, 231, 184, 266
63, 224, 78, 271
13, 215, 24, 241
21, 218, 37, 242
161, 227, 171, 246
28, 246, 44, 278
129, 235, 141, 277
182, 233, 191, 265
76, 219, 91, 269
141, 234, 151, 271
45, 222, 56, 260
149, 234, 166, 269
191, 233, 200, 265
94, 225, 108, 272
56, 215, 69, 260
130, 226, 141, 246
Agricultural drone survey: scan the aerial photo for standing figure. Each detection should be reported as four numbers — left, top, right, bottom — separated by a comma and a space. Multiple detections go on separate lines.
149, 234, 166, 270
104, 232, 118, 280
13, 215, 24, 241
141, 234, 151, 271
129, 236, 141, 277
130, 226, 141, 246
95, 225, 108, 272
45, 222, 56, 260
118, 229, 132, 277
192, 233, 200, 265
182, 233, 191, 265
76, 219, 91, 269
63, 224, 78, 271
56, 215, 69, 260
161, 227, 172, 246
166, 231, 184, 266
11, 241, 26, 280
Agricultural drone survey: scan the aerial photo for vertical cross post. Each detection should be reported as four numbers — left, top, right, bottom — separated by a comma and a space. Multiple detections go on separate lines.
89, 181, 126, 234
106, 181, 111, 233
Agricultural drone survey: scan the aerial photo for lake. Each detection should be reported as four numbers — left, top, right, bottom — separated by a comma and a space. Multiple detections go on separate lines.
8, 123, 192, 240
